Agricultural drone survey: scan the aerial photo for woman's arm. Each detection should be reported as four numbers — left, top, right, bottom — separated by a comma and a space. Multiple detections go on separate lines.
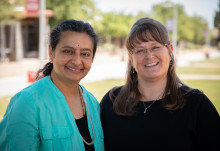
0, 92, 40, 151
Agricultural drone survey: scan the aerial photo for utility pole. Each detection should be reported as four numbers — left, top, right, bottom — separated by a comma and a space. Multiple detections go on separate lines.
172, 4, 178, 59
39, 0, 46, 67
0, 23, 5, 62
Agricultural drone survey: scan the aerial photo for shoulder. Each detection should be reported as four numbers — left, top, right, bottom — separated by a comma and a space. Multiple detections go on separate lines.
180, 85, 219, 115
100, 85, 123, 108
10, 77, 51, 107
180, 85, 209, 103
20, 76, 50, 96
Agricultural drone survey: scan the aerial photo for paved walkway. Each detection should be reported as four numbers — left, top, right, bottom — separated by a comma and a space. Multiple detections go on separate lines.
0, 50, 220, 97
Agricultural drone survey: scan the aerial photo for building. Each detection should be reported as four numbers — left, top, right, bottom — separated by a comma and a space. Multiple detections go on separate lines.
0, 0, 53, 62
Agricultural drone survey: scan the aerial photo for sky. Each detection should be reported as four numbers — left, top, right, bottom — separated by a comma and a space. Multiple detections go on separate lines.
94, 0, 219, 29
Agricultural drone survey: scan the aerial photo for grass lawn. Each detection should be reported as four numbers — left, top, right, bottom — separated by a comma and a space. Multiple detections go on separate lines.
177, 67, 220, 75
83, 79, 125, 101
176, 58, 220, 75
0, 97, 11, 119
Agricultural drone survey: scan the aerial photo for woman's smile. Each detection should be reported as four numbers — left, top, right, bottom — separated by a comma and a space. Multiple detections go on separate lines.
144, 62, 159, 67
65, 66, 82, 73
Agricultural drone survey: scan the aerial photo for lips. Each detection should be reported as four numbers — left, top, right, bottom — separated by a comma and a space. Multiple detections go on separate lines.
144, 62, 159, 67
66, 66, 82, 72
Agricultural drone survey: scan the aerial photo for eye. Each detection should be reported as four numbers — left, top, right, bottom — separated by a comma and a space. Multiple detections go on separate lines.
81, 52, 91, 58
63, 50, 73, 54
135, 49, 145, 54
151, 46, 160, 51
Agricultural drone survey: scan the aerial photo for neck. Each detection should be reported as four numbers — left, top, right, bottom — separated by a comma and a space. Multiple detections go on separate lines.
50, 71, 79, 97
138, 75, 167, 102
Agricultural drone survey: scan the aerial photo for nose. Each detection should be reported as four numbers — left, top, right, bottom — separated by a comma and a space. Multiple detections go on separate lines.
71, 54, 82, 65
144, 50, 154, 59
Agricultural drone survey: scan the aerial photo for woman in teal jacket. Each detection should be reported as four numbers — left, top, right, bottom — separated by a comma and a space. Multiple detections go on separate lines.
0, 20, 104, 151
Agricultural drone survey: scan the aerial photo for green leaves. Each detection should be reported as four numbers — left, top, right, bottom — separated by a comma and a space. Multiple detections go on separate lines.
46, 0, 97, 27
151, 1, 208, 44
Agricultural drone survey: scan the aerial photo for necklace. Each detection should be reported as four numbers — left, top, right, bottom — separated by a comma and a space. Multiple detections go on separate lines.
143, 101, 155, 113
79, 86, 95, 146
78, 88, 85, 116
142, 89, 165, 113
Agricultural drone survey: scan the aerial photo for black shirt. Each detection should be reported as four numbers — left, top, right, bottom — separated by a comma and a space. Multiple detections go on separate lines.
75, 114, 95, 151
100, 86, 220, 151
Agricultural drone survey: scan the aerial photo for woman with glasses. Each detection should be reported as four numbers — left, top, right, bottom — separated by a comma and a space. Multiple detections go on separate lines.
100, 17, 220, 151
0, 20, 104, 151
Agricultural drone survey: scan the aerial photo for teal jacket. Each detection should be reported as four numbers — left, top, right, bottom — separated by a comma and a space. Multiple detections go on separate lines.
0, 76, 104, 151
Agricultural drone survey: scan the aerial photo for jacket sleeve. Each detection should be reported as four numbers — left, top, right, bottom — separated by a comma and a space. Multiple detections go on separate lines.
0, 91, 40, 151
194, 92, 220, 151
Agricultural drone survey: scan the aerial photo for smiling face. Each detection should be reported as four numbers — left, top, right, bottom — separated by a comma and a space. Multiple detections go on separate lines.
130, 40, 173, 82
49, 31, 94, 84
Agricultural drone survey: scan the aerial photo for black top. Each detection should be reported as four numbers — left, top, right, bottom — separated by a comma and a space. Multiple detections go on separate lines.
75, 114, 95, 151
100, 86, 220, 151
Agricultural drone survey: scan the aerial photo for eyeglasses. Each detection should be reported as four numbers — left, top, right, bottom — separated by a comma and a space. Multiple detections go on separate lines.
131, 43, 169, 58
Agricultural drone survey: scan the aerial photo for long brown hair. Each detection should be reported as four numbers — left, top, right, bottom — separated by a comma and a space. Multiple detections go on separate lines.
110, 17, 185, 116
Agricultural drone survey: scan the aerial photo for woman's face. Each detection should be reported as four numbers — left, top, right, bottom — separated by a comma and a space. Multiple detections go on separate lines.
130, 40, 173, 82
49, 31, 94, 84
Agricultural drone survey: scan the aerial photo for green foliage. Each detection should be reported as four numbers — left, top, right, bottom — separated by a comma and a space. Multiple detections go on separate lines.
46, 0, 98, 27
0, 0, 25, 21
151, 1, 208, 44
0, 0, 15, 21
97, 13, 135, 39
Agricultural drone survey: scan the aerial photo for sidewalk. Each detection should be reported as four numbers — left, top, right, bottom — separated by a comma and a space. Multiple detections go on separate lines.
0, 50, 220, 97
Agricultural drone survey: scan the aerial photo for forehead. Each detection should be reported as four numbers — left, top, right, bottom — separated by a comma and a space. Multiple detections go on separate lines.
60, 31, 92, 42
57, 31, 93, 48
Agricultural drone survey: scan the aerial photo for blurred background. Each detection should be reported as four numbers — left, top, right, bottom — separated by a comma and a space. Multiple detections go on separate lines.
0, 0, 220, 119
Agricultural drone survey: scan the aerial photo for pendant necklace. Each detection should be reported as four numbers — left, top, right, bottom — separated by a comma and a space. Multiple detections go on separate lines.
143, 101, 155, 113
142, 91, 164, 114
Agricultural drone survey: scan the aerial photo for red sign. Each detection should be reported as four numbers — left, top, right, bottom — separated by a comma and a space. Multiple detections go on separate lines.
26, 0, 39, 13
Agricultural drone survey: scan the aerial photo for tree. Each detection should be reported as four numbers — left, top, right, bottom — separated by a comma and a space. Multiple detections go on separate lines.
96, 13, 135, 48
151, 1, 208, 44
214, 0, 220, 42
46, 0, 98, 27
0, 0, 16, 21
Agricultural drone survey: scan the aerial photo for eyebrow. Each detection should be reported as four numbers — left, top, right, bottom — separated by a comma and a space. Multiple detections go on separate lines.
62, 46, 92, 52
135, 42, 161, 48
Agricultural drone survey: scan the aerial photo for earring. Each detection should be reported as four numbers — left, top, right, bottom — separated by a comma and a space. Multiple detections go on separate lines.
169, 60, 173, 66
132, 67, 136, 74
169, 53, 174, 66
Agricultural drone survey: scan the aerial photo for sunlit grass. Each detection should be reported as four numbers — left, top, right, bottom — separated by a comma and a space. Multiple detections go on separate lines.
0, 97, 10, 120
177, 58, 220, 75
177, 67, 220, 75
83, 79, 125, 101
